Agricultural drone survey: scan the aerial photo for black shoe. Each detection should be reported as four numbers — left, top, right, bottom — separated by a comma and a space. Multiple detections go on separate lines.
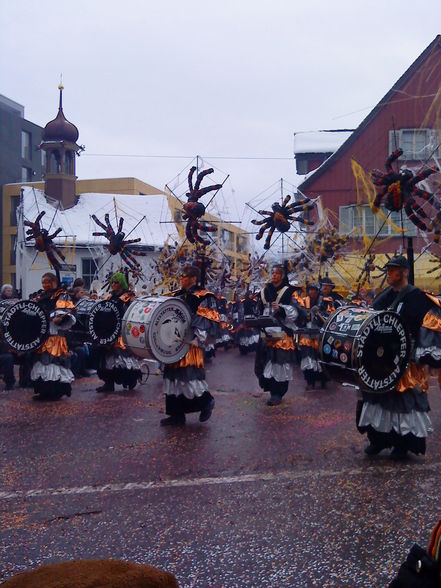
364, 444, 384, 456
266, 396, 282, 406
96, 384, 114, 393
160, 415, 186, 427
199, 398, 215, 422
389, 447, 409, 460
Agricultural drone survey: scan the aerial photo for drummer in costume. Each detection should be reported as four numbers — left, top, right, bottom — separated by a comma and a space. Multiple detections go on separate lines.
30, 272, 76, 401
254, 265, 298, 406
299, 283, 329, 390
96, 272, 141, 392
161, 264, 217, 426
357, 256, 435, 459
236, 291, 259, 355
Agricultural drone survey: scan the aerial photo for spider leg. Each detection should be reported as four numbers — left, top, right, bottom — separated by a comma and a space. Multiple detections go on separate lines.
412, 187, 435, 206
46, 249, 62, 271
34, 211, 46, 225
281, 194, 291, 207
186, 220, 196, 243
410, 166, 438, 188
47, 227, 62, 240
122, 249, 141, 270
123, 238, 142, 246
405, 196, 429, 219
194, 184, 223, 199
251, 218, 270, 226
187, 166, 197, 194
255, 226, 267, 241
92, 214, 108, 232
105, 214, 115, 237
194, 168, 215, 192
92, 231, 109, 238
264, 227, 276, 250
404, 203, 427, 231
52, 244, 66, 262
386, 149, 403, 171
118, 217, 124, 233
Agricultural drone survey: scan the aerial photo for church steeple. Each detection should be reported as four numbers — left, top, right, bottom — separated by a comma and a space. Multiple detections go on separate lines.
39, 84, 84, 209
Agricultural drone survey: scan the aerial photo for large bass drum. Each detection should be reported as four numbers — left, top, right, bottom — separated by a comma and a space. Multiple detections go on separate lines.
319, 306, 410, 393
70, 298, 122, 345
1, 300, 49, 352
122, 296, 192, 363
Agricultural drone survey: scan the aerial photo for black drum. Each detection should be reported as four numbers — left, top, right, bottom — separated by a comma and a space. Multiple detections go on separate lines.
1, 300, 49, 352
319, 306, 410, 393
71, 298, 122, 346
0, 299, 19, 321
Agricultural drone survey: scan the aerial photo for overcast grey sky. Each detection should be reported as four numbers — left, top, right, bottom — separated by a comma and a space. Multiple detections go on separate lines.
2, 0, 441, 229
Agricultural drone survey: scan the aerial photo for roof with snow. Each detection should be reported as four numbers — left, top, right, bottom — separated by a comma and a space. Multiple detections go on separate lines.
293, 130, 353, 155
21, 186, 173, 248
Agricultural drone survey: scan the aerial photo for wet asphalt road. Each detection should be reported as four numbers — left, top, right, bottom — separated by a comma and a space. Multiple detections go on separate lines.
1, 349, 441, 587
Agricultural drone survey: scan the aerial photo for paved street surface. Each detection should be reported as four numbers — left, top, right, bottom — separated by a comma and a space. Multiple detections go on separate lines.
1, 349, 441, 587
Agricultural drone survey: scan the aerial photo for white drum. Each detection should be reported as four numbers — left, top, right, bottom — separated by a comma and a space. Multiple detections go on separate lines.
122, 296, 192, 364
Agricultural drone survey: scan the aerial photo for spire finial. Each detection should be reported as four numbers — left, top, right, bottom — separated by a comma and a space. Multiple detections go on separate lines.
58, 74, 64, 109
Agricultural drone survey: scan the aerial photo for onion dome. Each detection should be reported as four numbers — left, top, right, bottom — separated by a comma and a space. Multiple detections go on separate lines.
42, 84, 79, 143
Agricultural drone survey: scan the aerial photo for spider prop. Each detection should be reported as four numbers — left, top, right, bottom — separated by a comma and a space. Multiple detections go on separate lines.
92, 213, 146, 272
426, 254, 441, 280
24, 211, 66, 271
371, 148, 440, 239
308, 227, 348, 263
370, 253, 394, 289
183, 166, 222, 245
355, 254, 376, 289
251, 195, 315, 250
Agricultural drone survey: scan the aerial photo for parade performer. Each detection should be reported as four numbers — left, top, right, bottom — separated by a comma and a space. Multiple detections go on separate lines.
357, 256, 435, 459
30, 272, 76, 401
236, 291, 259, 355
254, 265, 298, 406
299, 283, 330, 390
96, 272, 141, 392
215, 294, 232, 350
161, 264, 217, 426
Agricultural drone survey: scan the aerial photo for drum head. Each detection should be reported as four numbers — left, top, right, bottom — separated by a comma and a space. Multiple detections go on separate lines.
88, 300, 121, 345
2, 300, 49, 352
147, 298, 192, 363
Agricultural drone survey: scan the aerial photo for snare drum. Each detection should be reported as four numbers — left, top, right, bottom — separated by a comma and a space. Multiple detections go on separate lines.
319, 306, 410, 393
71, 298, 122, 345
122, 296, 192, 363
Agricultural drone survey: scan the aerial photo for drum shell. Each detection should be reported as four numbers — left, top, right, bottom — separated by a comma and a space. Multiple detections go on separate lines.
122, 296, 192, 364
1, 300, 49, 352
71, 298, 122, 346
319, 306, 410, 393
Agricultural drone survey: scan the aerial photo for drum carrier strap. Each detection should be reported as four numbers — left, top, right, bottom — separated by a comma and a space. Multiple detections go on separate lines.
260, 286, 289, 306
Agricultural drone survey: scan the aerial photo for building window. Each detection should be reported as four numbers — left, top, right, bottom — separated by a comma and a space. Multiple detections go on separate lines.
10, 235, 17, 265
222, 229, 234, 250
10, 195, 20, 226
388, 129, 441, 161
82, 258, 98, 290
21, 167, 32, 182
237, 235, 247, 253
21, 130, 31, 160
41, 150, 47, 172
49, 151, 61, 173
65, 151, 74, 175
339, 204, 417, 237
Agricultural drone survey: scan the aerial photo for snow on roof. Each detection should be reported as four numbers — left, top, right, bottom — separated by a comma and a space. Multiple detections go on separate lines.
21, 186, 173, 248
293, 130, 353, 154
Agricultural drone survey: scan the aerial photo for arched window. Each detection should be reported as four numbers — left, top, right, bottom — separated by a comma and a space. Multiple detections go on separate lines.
65, 151, 74, 175
49, 151, 61, 173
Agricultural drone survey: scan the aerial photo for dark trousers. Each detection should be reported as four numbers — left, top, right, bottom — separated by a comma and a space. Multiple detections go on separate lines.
0, 353, 15, 386
166, 391, 214, 416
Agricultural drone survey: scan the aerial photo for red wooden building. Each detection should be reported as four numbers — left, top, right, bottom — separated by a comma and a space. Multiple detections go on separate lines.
298, 35, 441, 256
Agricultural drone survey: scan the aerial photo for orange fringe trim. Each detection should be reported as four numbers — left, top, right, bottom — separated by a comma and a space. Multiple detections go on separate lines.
169, 346, 204, 369
37, 335, 69, 357
298, 335, 319, 349
55, 299, 75, 309
265, 333, 295, 350
197, 306, 220, 322
113, 336, 127, 350
422, 311, 441, 332
396, 362, 428, 393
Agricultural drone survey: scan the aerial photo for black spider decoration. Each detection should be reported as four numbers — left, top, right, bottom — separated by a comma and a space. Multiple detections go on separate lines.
92, 213, 146, 272
371, 148, 440, 240
251, 194, 315, 250
24, 211, 66, 271
183, 166, 222, 245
